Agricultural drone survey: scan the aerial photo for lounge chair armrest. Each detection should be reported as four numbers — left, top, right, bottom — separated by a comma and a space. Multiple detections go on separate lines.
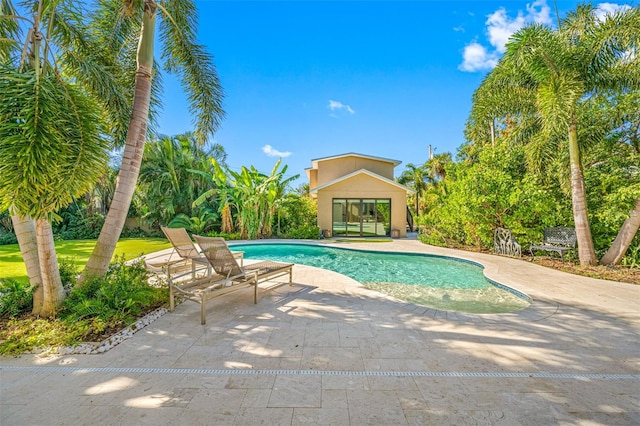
168, 263, 211, 283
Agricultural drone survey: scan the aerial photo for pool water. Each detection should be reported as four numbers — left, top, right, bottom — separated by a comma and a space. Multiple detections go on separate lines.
231, 243, 530, 314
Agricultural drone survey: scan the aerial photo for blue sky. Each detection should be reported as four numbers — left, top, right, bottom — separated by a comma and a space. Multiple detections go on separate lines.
157, 0, 630, 187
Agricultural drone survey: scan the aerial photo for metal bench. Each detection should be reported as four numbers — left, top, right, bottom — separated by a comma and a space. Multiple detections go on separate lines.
529, 227, 576, 261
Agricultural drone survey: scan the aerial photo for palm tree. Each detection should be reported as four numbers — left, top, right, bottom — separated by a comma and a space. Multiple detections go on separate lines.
468, 5, 640, 265
426, 153, 452, 181
398, 163, 430, 216
80, 0, 224, 281
295, 183, 311, 197
600, 198, 640, 265
595, 87, 640, 265
0, 3, 110, 315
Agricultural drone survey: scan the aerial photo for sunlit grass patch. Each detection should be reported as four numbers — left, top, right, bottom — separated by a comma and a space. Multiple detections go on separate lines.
0, 238, 172, 283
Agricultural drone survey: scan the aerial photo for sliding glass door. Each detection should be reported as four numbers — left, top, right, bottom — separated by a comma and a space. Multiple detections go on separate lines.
332, 198, 390, 237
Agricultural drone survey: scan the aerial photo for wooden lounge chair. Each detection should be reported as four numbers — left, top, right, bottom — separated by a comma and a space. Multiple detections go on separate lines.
168, 235, 293, 324
145, 226, 243, 278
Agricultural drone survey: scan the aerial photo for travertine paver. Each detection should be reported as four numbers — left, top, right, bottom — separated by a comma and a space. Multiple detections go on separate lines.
1, 239, 639, 425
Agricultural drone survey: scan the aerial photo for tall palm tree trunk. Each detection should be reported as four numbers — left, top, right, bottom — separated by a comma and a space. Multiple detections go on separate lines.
600, 198, 640, 265
568, 122, 597, 265
10, 213, 43, 311
34, 219, 65, 317
80, 2, 156, 283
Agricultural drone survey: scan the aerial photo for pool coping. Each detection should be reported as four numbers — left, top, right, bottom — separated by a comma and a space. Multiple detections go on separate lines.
230, 239, 533, 308
226, 238, 637, 324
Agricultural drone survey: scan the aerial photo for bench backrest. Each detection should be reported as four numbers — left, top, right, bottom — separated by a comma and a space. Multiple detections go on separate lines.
543, 227, 577, 247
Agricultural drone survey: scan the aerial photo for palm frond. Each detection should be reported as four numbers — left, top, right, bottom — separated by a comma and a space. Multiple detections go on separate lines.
0, 65, 109, 218
0, 0, 22, 62
158, 0, 224, 144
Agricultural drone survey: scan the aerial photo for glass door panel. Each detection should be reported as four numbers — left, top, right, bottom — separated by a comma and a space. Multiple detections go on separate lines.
332, 199, 347, 236
346, 200, 362, 236
376, 199, 391, 236
361, 199, 377, 236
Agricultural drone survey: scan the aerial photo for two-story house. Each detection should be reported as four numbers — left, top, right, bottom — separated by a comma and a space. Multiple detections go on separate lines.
306, 153, 415, 238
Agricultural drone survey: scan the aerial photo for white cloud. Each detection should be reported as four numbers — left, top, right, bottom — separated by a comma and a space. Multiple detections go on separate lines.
459, 1, 635, 72
459, 0, 553, 72
486, 8, 526, 54
262, 145, 292, 158
486, 0, 551, 53
594, 3, 631, 21
328, 100, 355, 116
526, 0, 553, 26
459, 42, 499, 72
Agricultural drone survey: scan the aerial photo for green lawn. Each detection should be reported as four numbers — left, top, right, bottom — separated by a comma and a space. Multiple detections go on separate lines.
0, 238, 172, 283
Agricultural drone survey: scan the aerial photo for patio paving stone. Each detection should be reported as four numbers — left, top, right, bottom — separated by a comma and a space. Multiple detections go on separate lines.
1, 239, 638, 425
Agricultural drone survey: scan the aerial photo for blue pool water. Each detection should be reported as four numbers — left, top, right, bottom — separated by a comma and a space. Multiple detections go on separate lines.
230, 243, 530, 314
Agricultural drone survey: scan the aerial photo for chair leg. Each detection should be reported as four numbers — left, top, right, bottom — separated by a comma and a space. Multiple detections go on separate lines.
200, 296, 207, 325
169, 285, 175, 312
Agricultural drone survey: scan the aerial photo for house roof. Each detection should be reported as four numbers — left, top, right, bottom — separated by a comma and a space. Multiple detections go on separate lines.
309, 169, 416, 195
309, 152, 402, 169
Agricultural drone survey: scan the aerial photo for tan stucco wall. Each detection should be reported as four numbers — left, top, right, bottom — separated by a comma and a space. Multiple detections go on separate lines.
316, 157, 394, 186
308, 168, 318, 190
316, 173, 408, 238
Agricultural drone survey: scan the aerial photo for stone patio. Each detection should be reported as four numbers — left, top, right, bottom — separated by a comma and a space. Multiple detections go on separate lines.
1, 239, 638, 425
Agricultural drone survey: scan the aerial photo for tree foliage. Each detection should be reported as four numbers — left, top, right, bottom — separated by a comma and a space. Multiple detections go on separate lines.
0, 65, 109, 218
278, 194, 319, 239
461, 4, 640, 265
196, 159, 299, 240
419, 144, 569, 249
138, 132, 226, 229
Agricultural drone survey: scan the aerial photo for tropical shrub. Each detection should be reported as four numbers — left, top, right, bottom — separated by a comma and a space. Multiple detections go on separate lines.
197, 159, 299, 240
277, 194, 319, 239
0, 257, 167, 355
206, 231, 243, 241
54, 204, 105, 240
418, 143, 569, 249
58, 258, 79, 291
0, 229, 17, 245
138, 134, 226, 229
64, 256, 166, 325
286, 224, 320, 240
168, 208, 220, 235
0, 279, 33, 317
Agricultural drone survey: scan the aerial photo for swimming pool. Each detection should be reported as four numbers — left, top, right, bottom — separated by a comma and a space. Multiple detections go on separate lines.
230, 242, 530, 314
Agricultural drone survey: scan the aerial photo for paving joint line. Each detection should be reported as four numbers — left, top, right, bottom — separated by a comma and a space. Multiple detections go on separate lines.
1, 366, 638, 380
